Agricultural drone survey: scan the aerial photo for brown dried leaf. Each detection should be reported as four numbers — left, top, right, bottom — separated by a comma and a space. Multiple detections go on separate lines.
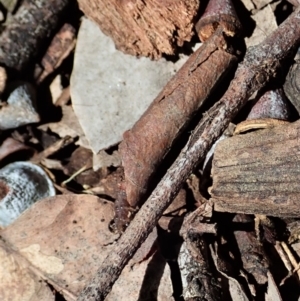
0, 240, 54, 301
0, 195, 119, 298
0, 194, 174, 300
106, 251, 174, 301
0, 137, 32, 161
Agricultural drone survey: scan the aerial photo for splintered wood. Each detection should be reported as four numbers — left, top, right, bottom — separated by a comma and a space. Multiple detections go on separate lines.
211, 120, 300, 217
77, 0, 199, 59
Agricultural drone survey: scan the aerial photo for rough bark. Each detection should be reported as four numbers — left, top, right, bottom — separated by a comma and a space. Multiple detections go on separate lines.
119, 31, 237, 217
0, 0, 70, 71
77, 0, 199, 59
77, 6, 300, 301
211, 119, 300, 217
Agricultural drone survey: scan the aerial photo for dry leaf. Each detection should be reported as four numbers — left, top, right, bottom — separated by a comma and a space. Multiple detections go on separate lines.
0, 195, 118, 299
252, 0, 273, 9
245, 5, 278, 47
49, 75, 63, 104
0, 137, 32, 161
93, 150, 121, 171
106, 251, 174, 301
0, 194, 173, 300
240, 0, 255, 11
70, 17, 189, 153
210, 245, 250, 301
39, 105, 89, 147
265, 272, 283, 301
0, 240, 54, 301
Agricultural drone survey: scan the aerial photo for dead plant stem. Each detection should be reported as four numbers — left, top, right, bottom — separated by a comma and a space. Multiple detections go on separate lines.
77, 6, 300, 301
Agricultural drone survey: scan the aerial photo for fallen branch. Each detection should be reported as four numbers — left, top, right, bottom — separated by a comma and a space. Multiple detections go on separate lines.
77, 6, 300, 301
117, 0, 240, 231
118, 30, 237, 227
0, 0, 70, 71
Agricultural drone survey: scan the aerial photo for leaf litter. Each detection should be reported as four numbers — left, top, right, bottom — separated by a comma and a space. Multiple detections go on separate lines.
0, 1, 300, 300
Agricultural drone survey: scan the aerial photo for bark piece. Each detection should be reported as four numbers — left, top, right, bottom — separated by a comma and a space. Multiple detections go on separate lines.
211, 120, 300, 217
178, 241, 222, 301
284, 47, 300, 114
179, 203, 222, 300
0, 0, 70, 71
233, 214, 268, 286
120, 31, 237, 210
77, 0, 199, 59
77, 7, 300, 301
36, 23, 76, 83
196, 0, 242, 42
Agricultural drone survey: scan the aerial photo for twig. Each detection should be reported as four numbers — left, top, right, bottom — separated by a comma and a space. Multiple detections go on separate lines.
119, 29, 237, 220
77, 7, 300, 301
31, 136, 74, 164
196, 0, 242, 42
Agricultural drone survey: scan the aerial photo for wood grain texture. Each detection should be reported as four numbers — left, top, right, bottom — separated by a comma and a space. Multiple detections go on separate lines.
77, 0, 199, 58
211, 120, 300, 217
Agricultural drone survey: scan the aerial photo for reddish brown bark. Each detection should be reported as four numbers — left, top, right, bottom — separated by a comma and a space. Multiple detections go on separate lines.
36, 23, 76, 83
119, 31, 237, 213
77, 0, 199, 59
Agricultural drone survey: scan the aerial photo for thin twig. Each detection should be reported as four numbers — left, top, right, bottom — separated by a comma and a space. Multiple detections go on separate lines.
77, 7, 300, 301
